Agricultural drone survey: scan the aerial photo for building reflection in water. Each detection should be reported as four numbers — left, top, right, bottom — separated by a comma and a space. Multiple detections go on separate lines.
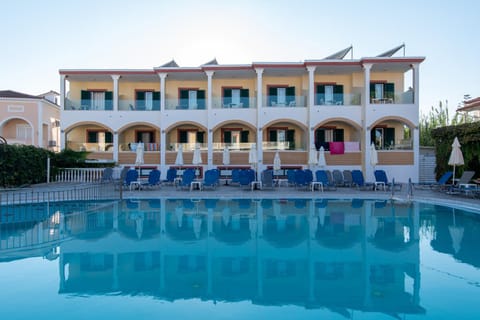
10, 198, 478, 316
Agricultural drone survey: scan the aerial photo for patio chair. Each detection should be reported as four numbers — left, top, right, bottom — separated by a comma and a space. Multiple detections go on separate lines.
163, 167, 177, 185
326, 170, 335, 187
203, 169, 220, 190
239, 169, 254, 190
231, 169, 241, 185
447, 171, 475, 195
315, 170, 335, 190
141, 169, 161, 189
430, 171, 453, 190
287, 170, 296, 186
177, 168, 195, 190
343, 170, 353, 187
351, 170, 373, 190
125, 169, 139, 190
261, 169, 274, 189
294, 170, 309, 190
374, 170, 402, 191
332, 170, 344, 187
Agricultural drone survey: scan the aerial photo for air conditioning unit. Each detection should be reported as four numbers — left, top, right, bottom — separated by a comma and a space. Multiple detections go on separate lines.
48, 140, 57, 147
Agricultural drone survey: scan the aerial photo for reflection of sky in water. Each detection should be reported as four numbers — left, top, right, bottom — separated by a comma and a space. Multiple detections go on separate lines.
0, 199, 479, 319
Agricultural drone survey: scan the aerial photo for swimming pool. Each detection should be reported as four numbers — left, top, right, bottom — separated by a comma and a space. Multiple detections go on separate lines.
1, 198, 479, 319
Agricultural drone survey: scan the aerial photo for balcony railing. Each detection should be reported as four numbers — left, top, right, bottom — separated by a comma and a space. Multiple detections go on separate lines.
118, 99, 160, 111
64, 98, 113, 111
370, 90, 414, 104
67, 142, 113, 152
211, 97, 257, 109
165, 98, 206, 110
315, 93, 361, 106
264, 96, 306, 107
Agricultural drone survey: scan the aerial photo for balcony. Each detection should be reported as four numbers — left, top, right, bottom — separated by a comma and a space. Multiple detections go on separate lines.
211, 97, 257, 109
370, 90, 414, 105
315, 93, 361, 106
118, 99, 160, 111
264, 96, 306, 107
64, 98, 113, 111
165, 98, 206, 110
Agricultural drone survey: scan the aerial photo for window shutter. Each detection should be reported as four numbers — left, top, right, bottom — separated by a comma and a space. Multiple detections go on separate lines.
384, 83, 395, 101
105, 91, 113, 110
223, 131, 232, 143
333, 129, 344, 142
268, 87, 277, 106
316, 85, 325, 104
286, 129, 295, 150
369, 83, 376, 101
370, 129, 376, 146
196, 131, 205, 143
136, 91, 145, 110
334, 85, 344, 104
223, 88, 232, 106
81, 90, 90, 108
179, 90, 189, 108
240, 130, 249, 143
240, 89, 249, 107
269, 130, 277, 142
197, 90, 206, 109
87, 131, 98, 143
153, 92, 160, 110
105, 132, 113, 143
286, 86, 295, 103
179, 130, 188, 143
385, 128, 395, 148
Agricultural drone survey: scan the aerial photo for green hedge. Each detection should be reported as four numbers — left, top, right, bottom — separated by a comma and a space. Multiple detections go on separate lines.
431, 122, 480, 179
0, 145, 113, 187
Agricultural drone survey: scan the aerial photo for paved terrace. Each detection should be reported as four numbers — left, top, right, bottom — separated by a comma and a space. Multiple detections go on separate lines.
1, 182, 479, 213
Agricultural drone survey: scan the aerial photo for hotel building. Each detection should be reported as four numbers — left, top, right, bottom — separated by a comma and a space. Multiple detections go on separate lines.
59, 46, 424, 182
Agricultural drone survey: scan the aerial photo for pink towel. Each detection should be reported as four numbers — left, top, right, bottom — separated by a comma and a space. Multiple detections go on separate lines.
329, 142, 345, 155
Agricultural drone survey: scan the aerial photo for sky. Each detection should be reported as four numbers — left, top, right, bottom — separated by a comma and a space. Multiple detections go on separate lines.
1, 0, 479, 115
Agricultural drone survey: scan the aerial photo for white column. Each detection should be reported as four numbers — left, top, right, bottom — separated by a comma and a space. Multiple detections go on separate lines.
37, 101, 43, 147
307, 66, 316, 149
158, 73, 167, 176
111, 75, 120, 111
413, 127, 420, 182
412, 63, 420, 105
113, 131, 119, 163
206, 71, 214, 169
60, 130, 66, 150
362, 63, 372, 178
60, 74, 66, 110
255, 68, 264, 175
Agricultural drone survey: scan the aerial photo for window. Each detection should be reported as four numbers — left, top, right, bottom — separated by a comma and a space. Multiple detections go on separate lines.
369, 82, 395, 103
315, 128, 344, 150
223, 88, 249, 107
179, 89, 206, 109
316, 84, 344, 105
81, 90, 113, 110
268, 128, 295, 150
178, 130, 204, 144
136, 130, 155, 143
136, 91, 160, 110
16, 124, 32, 142
370, 127, 395, 149
87, 130, 113, 143
268, 86, 295, 106
223, 129, 249, 148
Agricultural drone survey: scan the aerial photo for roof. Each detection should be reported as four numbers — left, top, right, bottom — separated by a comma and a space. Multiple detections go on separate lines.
0, 90, 41, 100
457, 97, 480, 112
38, 90, 60, 97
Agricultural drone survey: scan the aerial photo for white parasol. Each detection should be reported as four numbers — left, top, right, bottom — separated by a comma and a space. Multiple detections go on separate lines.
222, 146, 230, 165
318, 146, 327, 167
135, 142, 144, 167
448, 137, 464, 181
273, 151, 281, 171
175, 144, 184, 166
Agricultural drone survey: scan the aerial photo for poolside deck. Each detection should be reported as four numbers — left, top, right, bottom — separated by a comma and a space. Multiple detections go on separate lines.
2, 181, 479, 213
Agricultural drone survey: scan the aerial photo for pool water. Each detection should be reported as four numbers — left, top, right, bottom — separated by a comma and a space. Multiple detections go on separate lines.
1, 198, 479, 319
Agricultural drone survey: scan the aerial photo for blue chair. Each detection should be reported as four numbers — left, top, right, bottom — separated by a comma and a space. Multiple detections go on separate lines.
164, 167, 177, 185
203, 169, 219, 190
374, 169, 402, 191
125, 169, 139, 189
351, 170, 372, 190
239, 170, 253, 189
178, 169, 195, 190
287, 170, 296, 186
261, 169, 274, 189
294, 170, 309, 190
431, 171, 453, 190
231, 169, 241, 185
304, 169, 314, 185
141, 169, 161, 189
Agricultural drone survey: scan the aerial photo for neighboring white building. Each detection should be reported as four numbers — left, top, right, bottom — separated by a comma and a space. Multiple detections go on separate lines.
59, 46, 424, 182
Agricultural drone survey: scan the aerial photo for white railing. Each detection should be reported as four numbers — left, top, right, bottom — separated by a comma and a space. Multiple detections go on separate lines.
55, 168, 105, 183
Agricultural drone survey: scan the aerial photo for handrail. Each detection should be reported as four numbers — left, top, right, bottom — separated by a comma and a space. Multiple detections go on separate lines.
55, 168, 105, 183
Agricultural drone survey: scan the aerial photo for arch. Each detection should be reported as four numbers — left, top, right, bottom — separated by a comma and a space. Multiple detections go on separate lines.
0, 116, 34, 130
63, 121, 114, 133
212, 119, 256, 132
117, 121, 160, 134
164, 121, 207, 133
370, 116, 416, 129
262, 118, 308, 132
314, 117, 362, 131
